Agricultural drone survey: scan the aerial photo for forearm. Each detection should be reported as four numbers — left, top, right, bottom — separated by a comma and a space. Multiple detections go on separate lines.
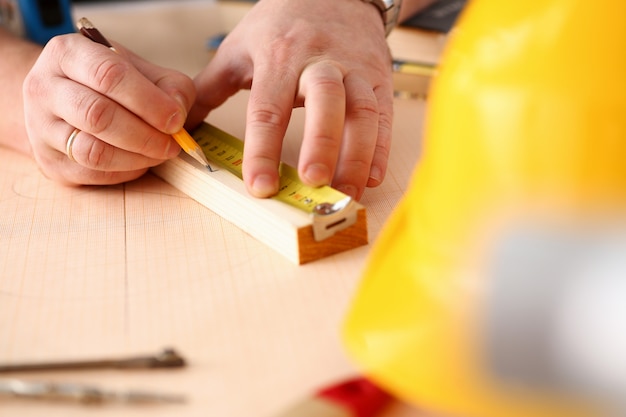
398, 0, 439, 23
0, 28, 41, 156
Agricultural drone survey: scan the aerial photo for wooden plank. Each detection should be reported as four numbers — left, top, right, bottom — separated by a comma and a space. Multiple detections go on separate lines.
151, 152, 368, 265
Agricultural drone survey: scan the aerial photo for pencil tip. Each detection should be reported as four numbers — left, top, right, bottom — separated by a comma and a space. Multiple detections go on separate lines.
206, 164, 215, 172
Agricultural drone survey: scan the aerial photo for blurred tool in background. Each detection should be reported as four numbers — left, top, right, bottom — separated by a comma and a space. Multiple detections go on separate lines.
0, 0, 74, 44
400, 0, 466, 32
486, 224, 626, 415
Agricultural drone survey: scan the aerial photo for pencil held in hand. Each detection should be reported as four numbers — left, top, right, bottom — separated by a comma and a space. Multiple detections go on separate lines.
172, 129, 213, 170
76, 17, 212, 170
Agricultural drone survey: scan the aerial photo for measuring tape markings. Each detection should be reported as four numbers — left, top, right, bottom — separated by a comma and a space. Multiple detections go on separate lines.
191, 123, 359, 241
192, 123, 347, 213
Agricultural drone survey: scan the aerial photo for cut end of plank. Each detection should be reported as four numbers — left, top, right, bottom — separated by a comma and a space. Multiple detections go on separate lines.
296, 208, 368, 264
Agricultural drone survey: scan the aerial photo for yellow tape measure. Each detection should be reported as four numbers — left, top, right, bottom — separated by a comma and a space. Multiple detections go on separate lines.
191, 123, 358, 241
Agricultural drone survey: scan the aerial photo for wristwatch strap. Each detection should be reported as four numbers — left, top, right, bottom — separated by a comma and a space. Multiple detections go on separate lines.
360, 0, 403, 36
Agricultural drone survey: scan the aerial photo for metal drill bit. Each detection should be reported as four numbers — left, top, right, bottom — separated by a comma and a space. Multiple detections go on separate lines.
0, 378, 186, 405
0, 348, 185, 373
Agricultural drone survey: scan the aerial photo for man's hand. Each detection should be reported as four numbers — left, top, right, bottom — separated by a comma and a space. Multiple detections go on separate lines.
23, 34, 195, 185
188, 0, 395, 200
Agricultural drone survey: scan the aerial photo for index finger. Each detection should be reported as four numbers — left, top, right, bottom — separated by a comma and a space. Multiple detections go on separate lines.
54, 35, 189, 134
242, 62, 299, 198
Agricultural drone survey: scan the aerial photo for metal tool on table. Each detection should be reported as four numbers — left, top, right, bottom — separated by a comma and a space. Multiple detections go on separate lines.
0, 378, 186, 405
0, 348, 185, 373
0, 348, 187, 406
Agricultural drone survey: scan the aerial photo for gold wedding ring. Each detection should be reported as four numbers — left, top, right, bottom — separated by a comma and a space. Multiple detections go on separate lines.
65, 128, 80, 162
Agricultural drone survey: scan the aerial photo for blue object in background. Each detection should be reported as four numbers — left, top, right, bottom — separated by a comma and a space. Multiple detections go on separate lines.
17, 0, 75, 44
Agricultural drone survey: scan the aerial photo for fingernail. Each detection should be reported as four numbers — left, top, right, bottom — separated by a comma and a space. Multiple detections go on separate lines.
369, 165, 383, 183
166, 110, 185, 134
336, 184, 358, 199
251, 174, 279, 197
165, 94, 188, 134
304, 163, 331, 186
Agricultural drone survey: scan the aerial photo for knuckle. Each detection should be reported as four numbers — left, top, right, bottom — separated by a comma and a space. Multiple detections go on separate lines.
170, 73, 196, 100
45, 34, 72, 58
311, 76, 344, 97
155, 73, 190, 100
83, 137, 112, 168
268, 19, 327, 56
23, 42, 68, 99
300, 59, 346, 95
373, 141, 391, 163
344, 157, 372, 172
135, 133, 162, 156
351, 96, 379, 121
247, 101, 288, 130
89, 58, 131, 95
376, 113, 394, 149
78, 94, 115, 134
378, 107, 393, 129
265, 30, 301, 61
312, 134, 340, 152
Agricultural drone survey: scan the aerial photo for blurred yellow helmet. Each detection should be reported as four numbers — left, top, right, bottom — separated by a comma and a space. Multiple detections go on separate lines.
343, 1, 626, 416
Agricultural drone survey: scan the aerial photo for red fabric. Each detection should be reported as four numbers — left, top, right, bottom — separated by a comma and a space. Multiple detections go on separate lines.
317, 377, 392, 417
